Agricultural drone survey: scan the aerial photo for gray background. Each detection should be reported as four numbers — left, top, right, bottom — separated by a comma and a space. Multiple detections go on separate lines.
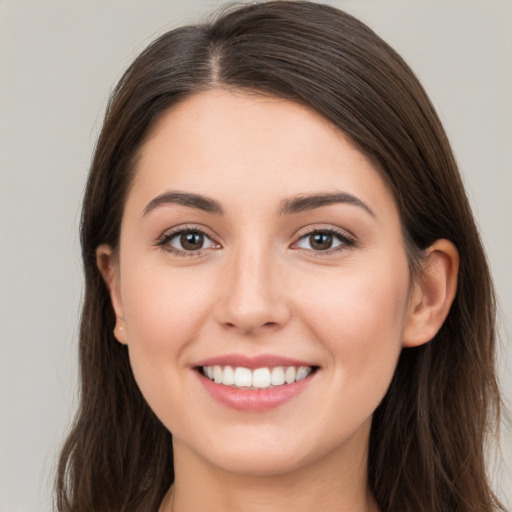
0, 1, 510, 510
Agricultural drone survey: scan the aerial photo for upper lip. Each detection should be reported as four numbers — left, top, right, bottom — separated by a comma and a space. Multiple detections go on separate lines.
194, 353, 319, 370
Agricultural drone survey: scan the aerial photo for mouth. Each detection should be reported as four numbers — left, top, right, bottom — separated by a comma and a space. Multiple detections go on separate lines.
193, 355, 320, 411
198, 364, 319, 390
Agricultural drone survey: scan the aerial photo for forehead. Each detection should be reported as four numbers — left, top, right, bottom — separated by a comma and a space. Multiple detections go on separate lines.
128, 88, 397, 220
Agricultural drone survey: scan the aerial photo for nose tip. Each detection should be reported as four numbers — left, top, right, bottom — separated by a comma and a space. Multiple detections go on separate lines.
223, 320, 280, 337
213, 254, 290, 336
222, 309, 286, 336
218, 284, 290, 336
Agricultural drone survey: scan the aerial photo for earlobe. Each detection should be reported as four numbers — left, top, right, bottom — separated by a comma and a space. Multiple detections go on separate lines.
403, 239, 459, 348
96, 244, 128, 345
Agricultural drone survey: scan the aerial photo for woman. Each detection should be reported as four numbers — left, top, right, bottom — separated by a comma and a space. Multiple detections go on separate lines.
56, 2, 504, 510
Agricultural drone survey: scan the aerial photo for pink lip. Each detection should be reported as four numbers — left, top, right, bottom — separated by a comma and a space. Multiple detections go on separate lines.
194, 353, 316, 369
197, 373, 315, 411
193, 354, 319, 412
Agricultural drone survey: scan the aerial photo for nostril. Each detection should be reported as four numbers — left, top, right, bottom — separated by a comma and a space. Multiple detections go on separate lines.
221, 319, 282, 334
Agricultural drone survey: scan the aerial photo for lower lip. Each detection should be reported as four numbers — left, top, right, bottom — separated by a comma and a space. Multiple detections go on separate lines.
197, 371, 315, 411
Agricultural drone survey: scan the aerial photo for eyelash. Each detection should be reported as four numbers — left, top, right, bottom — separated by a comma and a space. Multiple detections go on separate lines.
156, 226, 356, 257
156, 225, 218, 257
293, 227, 356, 255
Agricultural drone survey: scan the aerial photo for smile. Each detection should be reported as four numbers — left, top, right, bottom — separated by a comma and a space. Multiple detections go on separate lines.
201, 365, 314, 389
195, 357, 319, 411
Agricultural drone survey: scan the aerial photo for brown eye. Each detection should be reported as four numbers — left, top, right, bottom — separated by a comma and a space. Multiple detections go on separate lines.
309, 232, 334, 250
293, 229, 354, 253
161, 229, 216, 254
180, 232, 205, 250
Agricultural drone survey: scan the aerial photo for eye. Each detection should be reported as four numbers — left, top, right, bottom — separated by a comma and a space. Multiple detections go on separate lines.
293, 229, 355, 253
158, 227, 218, 255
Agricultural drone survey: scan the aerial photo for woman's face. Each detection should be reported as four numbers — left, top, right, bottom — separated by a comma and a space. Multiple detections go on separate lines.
105, 89, 417, 476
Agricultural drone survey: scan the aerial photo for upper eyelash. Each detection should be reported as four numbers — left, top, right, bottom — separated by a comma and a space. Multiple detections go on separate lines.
155, 225, 356, 256
294, 227, 356, 251
156, 225, 217, 256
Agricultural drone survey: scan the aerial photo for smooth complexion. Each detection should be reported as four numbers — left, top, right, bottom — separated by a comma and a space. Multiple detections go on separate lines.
98, 89, 458, 512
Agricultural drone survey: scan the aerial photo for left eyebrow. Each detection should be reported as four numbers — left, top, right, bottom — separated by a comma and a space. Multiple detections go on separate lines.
142, 191, 224, 216
279, 192, 376, 217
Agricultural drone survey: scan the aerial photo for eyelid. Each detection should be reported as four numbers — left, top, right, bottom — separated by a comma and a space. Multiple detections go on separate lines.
294, 223, 355, 240
155, 223, 356, 257
156, 224, 222, 256
290, 225, 357, 254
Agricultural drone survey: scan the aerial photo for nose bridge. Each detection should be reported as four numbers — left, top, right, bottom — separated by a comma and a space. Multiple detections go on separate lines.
215, 237, 289, 334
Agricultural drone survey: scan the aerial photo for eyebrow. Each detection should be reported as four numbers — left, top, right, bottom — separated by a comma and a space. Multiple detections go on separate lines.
279, 192, 375, 217
142, 190, 375, 218
142, 191, 224, 216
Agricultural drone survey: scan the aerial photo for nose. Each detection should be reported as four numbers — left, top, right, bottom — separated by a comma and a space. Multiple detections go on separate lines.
213, 244, 291, 336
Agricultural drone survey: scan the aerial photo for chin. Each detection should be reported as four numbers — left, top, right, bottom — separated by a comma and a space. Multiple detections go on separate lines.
175, 419, 368, 479
204, 445, 310, 477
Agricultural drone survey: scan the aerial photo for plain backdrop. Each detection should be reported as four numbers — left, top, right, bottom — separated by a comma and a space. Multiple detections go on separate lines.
0, 1, 510, 510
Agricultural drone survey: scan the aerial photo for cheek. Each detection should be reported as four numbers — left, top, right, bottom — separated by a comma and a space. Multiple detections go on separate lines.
298, 258, 410, 385
118, 263, 219, 428
121, 264, 212, 344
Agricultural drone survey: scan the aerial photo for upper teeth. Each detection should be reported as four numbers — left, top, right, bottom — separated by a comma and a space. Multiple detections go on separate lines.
202, 365, 313, 389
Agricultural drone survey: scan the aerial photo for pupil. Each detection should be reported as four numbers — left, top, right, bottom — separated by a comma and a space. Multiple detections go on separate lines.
181, 232, 203, 250
311, 232, 332, 250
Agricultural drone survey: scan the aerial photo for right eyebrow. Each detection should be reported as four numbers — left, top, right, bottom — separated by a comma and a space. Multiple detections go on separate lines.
279, 191, 375, 218
142, 191, 224, 216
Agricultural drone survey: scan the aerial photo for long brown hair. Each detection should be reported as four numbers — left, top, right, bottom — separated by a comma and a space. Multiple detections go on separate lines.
56, 2, 504, 510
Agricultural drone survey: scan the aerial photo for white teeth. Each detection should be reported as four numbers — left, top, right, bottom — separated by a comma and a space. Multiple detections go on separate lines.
213, 365, 223, 384
285, 366, 296, 384
252, 368, 271, 388
202, 364, 314, 389
296, 366, 312, 381
222, 365, 235, 386
234, 367, 253, 387
271, 366, 285, 386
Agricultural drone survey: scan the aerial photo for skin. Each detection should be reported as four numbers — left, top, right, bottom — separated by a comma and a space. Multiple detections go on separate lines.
98, 89, 459, 512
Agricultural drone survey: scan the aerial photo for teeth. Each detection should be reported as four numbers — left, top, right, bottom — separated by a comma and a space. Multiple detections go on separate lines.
222, 365, 235, 386
271, 366, 285, 386
234, 367, 252, 387
296, 366, 310, 381
213, 365, 223, 384
202, 365, 314, 389
252, 368, 271, 388
285, 366, 296, 384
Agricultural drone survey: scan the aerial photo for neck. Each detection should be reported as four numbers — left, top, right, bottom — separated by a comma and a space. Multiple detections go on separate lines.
160, 424, 379, 512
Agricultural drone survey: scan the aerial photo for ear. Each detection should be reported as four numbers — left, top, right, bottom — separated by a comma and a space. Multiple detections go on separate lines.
403, 239, 459, 348
96, 244, 128, 345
